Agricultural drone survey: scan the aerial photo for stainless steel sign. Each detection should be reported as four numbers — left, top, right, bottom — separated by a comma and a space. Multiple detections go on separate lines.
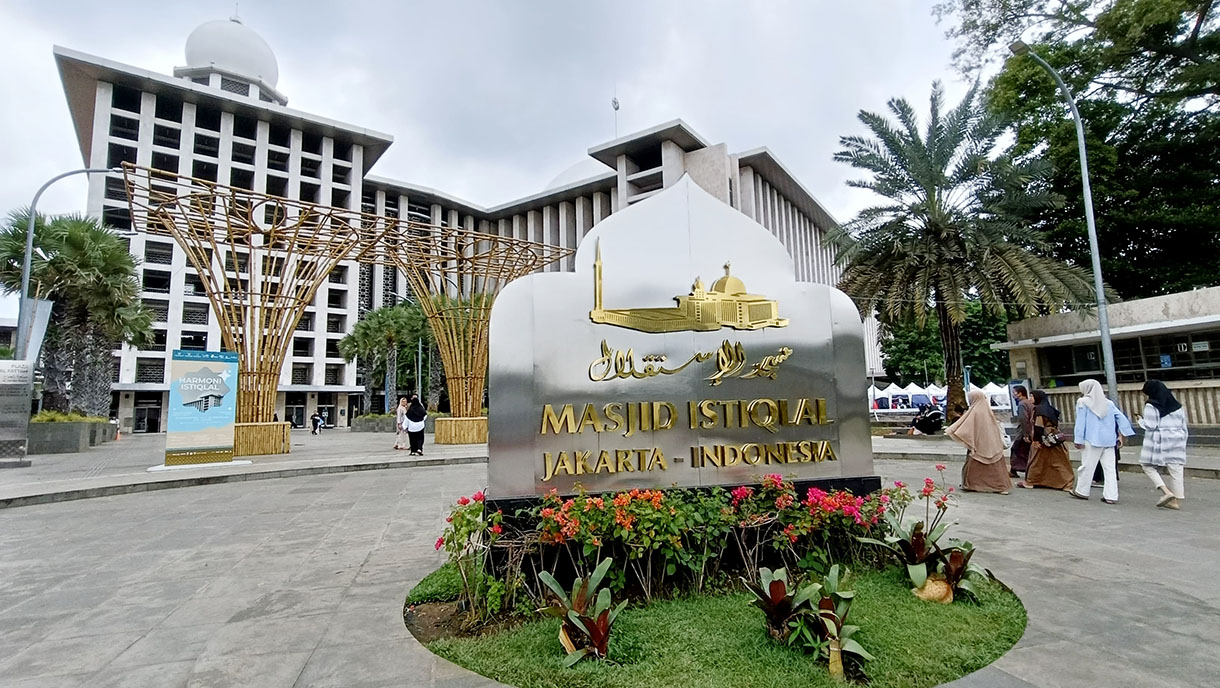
488, 177, 872, 498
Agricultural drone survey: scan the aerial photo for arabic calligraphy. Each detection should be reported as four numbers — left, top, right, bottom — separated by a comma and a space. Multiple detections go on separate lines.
588, 340, 794, 386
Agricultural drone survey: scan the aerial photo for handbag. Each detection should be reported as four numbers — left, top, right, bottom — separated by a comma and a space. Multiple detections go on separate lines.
1041, 428, 1067, 447
406, 418, 426, 433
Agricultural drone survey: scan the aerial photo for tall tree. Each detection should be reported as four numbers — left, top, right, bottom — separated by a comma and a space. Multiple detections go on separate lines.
338, 303, 429, 414
0, 211, 151, 415
936, 0, 1220, 105
831, 82, 1097, 418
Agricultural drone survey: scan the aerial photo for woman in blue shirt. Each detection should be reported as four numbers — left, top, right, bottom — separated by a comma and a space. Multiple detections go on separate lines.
1071, 379, 1136, 503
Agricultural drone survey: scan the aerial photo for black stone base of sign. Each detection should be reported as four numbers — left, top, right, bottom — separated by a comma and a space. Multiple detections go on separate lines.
486, 474, 885, 521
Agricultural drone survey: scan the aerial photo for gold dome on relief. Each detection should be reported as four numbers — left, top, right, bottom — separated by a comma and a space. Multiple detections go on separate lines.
710, 262, 746, 295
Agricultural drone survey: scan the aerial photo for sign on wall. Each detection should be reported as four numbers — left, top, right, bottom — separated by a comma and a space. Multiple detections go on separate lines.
0, 361, 33, 462
487, 176, 875, 499
165, 350, 239, 465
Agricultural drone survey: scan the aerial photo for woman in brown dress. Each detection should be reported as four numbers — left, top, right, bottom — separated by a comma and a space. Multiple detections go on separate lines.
1019, 390, 1074, 490
947, 389, 1012, 494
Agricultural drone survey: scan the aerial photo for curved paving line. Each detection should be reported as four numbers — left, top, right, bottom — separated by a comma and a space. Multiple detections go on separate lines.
0, 455, 488, 510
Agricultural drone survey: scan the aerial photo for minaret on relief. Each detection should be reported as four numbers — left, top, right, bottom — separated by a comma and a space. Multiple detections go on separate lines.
592, 239, 604, 317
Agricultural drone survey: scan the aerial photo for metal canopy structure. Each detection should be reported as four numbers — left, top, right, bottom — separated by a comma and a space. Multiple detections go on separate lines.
122, 163, 570, 451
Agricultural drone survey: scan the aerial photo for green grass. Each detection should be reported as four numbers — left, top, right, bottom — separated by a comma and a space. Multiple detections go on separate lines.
426, 567, 1025, 688
407, 562, 464, 605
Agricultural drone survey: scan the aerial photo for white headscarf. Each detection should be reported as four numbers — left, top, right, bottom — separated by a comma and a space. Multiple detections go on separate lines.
1077, 379, 1110, 419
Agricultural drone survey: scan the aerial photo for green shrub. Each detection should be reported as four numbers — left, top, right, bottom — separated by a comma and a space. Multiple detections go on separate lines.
356, 413, 396, 420
408, 562, 464, 604
31, 411, 109, 423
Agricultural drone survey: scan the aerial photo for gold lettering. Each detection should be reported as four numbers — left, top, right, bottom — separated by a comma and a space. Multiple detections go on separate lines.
625, 403, 638, 438
763, 443, 786, 464
634, 448, 650, 471
700, 445, 720, 467
698, 400, 719, 429
741, 443, 761, 465
653, 402, 677, 431
816, 398, 829, 425
723, 444, 741, 467
647, 448, 668, 472
793, 398, 818, 426
616, 449, 634, 472
540, 404, 576, 435
603, 403, 624, 433
747, 398, 779, 433
688, 401, 698, 429
578, 404, 604, 433
797, 441, 815, 463
640, 402, 652, 432
576, 450, 594, 474
594, 450, 614, 473
543, 452, 555, 481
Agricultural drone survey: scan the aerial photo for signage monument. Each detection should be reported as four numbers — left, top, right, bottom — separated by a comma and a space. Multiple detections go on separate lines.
164, 350, 240, 465
488, 177, 877, 499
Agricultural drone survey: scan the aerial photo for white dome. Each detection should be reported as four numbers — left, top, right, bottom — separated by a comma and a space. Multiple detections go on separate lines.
185, 18, 279, 87
544, 158, 612, 190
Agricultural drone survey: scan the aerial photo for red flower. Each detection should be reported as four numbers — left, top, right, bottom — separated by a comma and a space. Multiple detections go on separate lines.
445, 516, 452, 523
762, 473, 784, 489
472, 491, 485, 502
540, 507, 555, 518
434, 536, 444, 551
730, 485, 754, 507
935, 463, 947, 472
490, 524, 503, 535
948, 486, 955, 493
924, 477, 935, 487
921, 485, 935, 497
456, 496, 470, 506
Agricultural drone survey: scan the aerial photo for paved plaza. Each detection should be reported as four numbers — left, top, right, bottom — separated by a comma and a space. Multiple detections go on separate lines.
0, 445, 1217, 686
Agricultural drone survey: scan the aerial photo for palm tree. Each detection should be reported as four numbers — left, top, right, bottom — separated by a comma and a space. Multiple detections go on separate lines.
339, 304, 428, 414
830, 82, 1096, 418
0, 211, 151, 415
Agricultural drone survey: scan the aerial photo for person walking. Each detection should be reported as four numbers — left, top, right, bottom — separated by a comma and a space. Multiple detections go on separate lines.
310, 410, 323, 435
1137, 380, 1189, 510
1009, 386, 1034, 477
405, 394, 427, 456
393, 397, 410, 451
1071, 379, 1136, 504
1019, 390, 1074, 491
947, 389, 1012, 494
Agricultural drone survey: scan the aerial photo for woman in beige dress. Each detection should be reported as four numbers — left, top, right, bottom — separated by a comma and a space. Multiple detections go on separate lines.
1019, 390, 1074, 490
946, 389, 1012, 494
393, 397, 410, 450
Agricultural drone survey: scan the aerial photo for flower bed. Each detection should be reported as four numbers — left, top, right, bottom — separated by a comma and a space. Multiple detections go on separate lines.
409, 469, 1024, 685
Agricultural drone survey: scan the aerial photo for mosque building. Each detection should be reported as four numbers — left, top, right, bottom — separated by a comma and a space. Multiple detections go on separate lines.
52, 16, 882, 434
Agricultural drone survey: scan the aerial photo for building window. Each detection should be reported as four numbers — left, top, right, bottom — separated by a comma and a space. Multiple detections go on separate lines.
194, 134, 220, 158
325, 339, 342, 359
232, 142, 256, 166
326, 313, 346, 334
152, 125, 181, 149
143, 242, 174, 265
107, 143, 136, 168
111, 84, 142, 114
302, 132, 323, 155
230, 168, 254, 191
328, 266, 348, 285
142, 299, 169, 322
180, 331, 208, 351
154, 96, 183, 122
104, 176, 127, 203
327, 290, 346, 310
138, 329, 167, 351
184, 274, 207, 297
195, 106, 221, 132
143, 271, 172, 294
220, 77, 250, 97
1039, 329, 1220, 386
192, 160, 218, 183
151, 152, 178, 174
300, 157, 321, 180
293, 337, 313, 357
224, 252, 249, 273
267, 149, 290, 173
182, 302, 210, 325
269, 125, 290, 147
109, 115, 139, 141
296, 313, 314, 332
300, 182, 320, 204
111, 357, 122, 383
102, 207, 132, 232
135, 358, 165, 383
325, 364, 344, 385
291, 363, 313, 384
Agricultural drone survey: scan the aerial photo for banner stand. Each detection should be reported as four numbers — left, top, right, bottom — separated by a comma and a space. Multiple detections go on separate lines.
163, 350, 240, 467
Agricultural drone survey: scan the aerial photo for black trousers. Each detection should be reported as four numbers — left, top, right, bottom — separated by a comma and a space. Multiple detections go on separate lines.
408, 430, 424, 452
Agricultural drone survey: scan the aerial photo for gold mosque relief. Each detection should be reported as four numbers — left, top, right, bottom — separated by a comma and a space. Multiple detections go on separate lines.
589, 241, 789, 333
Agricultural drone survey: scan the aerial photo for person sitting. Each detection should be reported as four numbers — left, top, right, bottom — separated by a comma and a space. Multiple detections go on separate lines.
909, 404, 944, 435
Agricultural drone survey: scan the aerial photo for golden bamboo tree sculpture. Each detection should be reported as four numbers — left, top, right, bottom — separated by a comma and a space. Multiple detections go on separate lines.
123, 163, 384, 453
381, 223, 572, 442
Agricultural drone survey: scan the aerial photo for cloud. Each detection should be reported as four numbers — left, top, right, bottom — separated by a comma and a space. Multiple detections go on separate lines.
0, 0, 968, 222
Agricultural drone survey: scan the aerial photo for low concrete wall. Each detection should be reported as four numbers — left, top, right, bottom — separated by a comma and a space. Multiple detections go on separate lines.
28, 423, 92, 455
1046, 379, 1220, 426
351, 416, 397, 433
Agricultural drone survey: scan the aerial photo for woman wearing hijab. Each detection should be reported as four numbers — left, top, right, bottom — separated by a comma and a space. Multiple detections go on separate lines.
393, 397, 410, 451
947, 389, 1012, 494
1071, 379, 1136, 503
405, 394, 428, 456
1018, 390, 1074, 490
1137, 380, 1189, 510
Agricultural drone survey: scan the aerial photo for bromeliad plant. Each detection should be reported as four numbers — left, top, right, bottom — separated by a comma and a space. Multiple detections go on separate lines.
858, 466, 957, 589
930, 540, 988, 604
786, 565, 874, 681
742, 566, 819, 642
538, 557, 628, 667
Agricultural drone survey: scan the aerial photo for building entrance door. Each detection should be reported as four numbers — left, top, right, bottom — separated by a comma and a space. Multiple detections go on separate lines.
133, 392, 163, 433
285, 392, 307, 429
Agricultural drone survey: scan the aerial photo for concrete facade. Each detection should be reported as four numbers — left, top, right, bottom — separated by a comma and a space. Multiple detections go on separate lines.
53, 20, 882, 435
998, 287, 1220, 424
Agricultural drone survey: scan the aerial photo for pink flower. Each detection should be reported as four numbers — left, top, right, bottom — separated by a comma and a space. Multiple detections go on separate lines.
731, 485, 754, 506
490, 524, 502, 535
894, 481, 906, 489
948, 486, 955, 493
921, 486, 935, 497
935, 463, 947, 472
434, 536, 444, 551
880, 495, 891, 504
456, 496, 470, 506
924, 477, 935, 487
472, 491, 485, 503
762, 473, 784, 489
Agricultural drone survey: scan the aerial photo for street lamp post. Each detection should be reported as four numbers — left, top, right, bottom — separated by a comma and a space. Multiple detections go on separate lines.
1009, 41, 1119, 403
15, 167, 119, 358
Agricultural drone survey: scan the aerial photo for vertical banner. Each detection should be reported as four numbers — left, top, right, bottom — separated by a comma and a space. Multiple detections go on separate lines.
165, 350, 239, 466
0, 361, 33, 462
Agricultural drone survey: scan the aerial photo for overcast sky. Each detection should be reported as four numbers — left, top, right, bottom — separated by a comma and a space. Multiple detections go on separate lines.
0, 1, 971, 314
